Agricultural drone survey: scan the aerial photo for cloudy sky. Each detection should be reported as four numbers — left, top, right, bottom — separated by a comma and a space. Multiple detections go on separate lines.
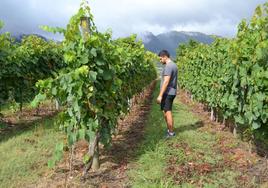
0, 0, 266, 39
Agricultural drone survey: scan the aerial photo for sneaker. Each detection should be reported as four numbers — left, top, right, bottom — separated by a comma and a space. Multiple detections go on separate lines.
166, 131, 176, 139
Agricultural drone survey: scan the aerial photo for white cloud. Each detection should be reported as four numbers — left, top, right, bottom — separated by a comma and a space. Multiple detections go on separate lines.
172, 16, 237, 37
0, 0, 266, 39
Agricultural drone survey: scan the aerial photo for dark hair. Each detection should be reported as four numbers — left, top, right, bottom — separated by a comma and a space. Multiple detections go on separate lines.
158, 50, 170, 58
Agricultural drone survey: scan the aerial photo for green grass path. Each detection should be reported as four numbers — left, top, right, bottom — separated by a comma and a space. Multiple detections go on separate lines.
0, 118, 64, 188
128, 84, 258, 188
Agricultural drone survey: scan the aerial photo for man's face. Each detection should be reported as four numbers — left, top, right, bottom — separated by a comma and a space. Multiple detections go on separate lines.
159, 55, 168, 64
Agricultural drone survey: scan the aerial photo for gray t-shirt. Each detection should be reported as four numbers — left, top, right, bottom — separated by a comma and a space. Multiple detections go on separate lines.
161, 61, 178, 95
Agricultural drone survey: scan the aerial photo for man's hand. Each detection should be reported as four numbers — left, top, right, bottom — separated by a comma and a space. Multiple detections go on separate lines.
156, 95, 162, 104
158, 76, 170, 104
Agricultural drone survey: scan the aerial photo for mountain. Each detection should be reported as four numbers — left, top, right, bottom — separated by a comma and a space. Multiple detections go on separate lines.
138, 31, 215, 57
10, 31, 214, 57
13, 34, 48, 42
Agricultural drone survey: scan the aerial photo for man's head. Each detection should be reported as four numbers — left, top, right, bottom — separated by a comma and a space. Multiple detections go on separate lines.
158, 50, 170, 64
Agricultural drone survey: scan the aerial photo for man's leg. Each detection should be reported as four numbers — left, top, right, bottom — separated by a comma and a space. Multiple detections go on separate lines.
163, 111, 167, 124
161, 95, 175, 136
164, 110, 174, 132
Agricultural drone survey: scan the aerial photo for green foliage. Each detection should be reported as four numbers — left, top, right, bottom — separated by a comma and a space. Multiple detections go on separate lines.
48, 142, 64, 168
33, 1, 157, 166
176, 3, 268, 138
0, 34, 64, 108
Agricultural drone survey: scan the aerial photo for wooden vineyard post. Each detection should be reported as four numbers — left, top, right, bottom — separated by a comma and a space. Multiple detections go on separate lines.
80, 16, 90, 41
80, 16, 100, 176
210, 107, 215, 121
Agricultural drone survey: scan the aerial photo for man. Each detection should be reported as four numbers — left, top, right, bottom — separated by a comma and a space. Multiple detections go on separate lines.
157, 50, 178, 138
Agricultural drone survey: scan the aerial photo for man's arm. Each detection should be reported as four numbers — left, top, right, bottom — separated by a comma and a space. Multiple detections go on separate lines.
157, 75, 171, 104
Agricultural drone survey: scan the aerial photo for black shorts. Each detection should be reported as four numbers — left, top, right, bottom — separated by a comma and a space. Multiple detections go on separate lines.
160, 94, 176, 111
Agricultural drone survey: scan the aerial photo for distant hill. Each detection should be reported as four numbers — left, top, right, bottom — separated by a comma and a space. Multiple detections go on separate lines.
14, 34, 48, 42
10, 31, 215, 57
138, 31, 215, 57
